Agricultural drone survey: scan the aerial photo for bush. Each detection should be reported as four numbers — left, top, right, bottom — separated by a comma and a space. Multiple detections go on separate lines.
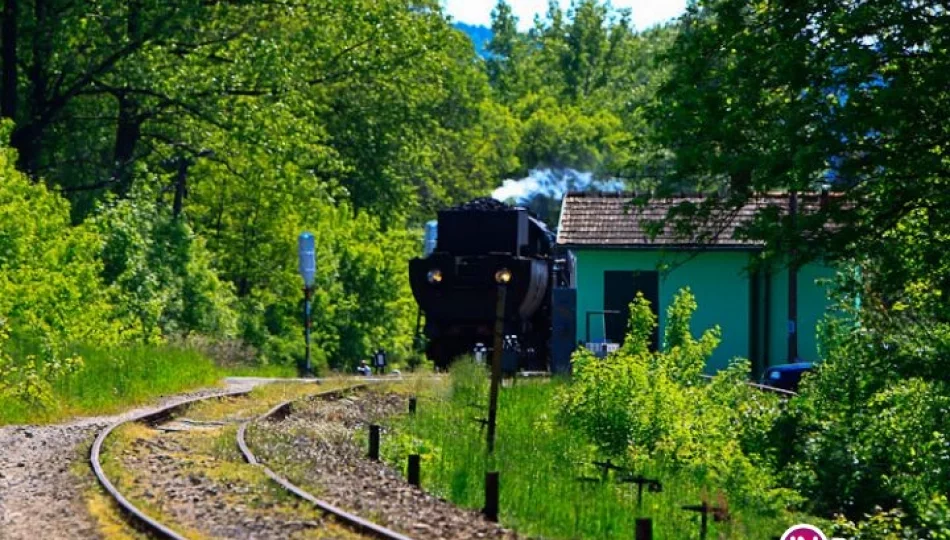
0, 121, 122, 350
780, 291, 950, 527
559, 288, 793, 513
92, 194, 238, 341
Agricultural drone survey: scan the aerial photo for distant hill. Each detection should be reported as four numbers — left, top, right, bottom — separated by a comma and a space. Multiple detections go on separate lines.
454, 23, 493, 58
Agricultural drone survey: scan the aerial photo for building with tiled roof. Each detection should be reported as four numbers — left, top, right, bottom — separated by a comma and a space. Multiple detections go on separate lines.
556, 191, 834, 374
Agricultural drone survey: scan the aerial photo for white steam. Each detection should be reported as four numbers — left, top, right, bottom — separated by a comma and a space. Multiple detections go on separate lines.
491, 168, 625, 203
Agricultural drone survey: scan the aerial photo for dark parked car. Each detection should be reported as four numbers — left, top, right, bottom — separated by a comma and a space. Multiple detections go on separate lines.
761, 363, 814, 392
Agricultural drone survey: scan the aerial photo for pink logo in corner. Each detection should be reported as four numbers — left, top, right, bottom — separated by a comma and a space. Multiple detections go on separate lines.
781, 524, 828, 540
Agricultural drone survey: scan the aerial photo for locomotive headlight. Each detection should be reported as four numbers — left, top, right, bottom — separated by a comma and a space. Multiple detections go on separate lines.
427, 269, 443, 284
494, 268, 512, 284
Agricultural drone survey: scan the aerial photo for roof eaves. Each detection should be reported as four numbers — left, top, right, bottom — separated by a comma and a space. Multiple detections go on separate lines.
557, 242, 764, 252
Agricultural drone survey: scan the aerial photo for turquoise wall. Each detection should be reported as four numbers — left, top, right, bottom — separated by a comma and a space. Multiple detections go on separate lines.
765, 263, 835, 365
798, 263, 836, 362
766, 266, 787, 367
573, 249, 834, 374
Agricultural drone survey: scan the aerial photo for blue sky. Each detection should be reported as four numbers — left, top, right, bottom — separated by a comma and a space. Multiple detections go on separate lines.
443, 0, 687, 31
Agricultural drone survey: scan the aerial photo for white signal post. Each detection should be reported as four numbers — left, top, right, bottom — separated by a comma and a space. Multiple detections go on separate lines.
298, 232, 316, 376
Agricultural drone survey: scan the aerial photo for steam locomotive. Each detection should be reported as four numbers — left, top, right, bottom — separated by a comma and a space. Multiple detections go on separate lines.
408, 198, 575, 370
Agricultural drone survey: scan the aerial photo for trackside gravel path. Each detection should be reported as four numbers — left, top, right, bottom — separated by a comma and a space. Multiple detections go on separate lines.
0, 379, 266, 540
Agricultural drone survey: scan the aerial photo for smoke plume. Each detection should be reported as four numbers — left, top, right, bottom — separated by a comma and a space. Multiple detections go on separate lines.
491, 168, 625, 227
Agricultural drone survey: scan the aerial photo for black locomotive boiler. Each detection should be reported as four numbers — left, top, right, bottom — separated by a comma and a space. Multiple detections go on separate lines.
409, 198, 575, 370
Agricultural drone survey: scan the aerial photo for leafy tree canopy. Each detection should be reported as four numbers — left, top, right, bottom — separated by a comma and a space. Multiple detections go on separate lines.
653, 0, 949, 316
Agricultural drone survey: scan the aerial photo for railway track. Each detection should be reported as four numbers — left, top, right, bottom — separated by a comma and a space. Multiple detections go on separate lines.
89, 379, 411, 540
236, 386, 412, 540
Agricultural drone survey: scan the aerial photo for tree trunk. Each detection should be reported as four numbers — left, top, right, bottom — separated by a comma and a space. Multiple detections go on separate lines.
1, 0, 16, 120
112, 94, 142, 196
173, 157, 187, 218
110, 0, 143, 195
17, 0, 49, 173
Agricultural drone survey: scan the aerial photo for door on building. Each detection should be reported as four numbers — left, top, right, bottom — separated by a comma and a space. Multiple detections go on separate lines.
604, 270, 660, 350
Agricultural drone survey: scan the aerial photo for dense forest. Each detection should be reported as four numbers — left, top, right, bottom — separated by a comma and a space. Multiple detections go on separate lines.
1, 0, 949, 534
0, 0, 674, 374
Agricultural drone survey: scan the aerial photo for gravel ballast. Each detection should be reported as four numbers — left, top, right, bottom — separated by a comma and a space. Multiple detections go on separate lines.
0, 380, 264, 540
249, 390, 518, 540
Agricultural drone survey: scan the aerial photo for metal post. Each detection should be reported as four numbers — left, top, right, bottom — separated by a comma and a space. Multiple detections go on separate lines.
683, 502, 722, 540
409, 397, 417, 415
487, 283, 507, 454
635, 518, 652, 540
788, 190, 799, 363
701, 506, 708, 540
484, 471, 499, 522
303, 286, 312, 376
368, 424, 380, 461
407, 454, 420, 486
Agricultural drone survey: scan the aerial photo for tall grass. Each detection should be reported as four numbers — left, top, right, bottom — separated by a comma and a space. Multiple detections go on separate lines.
382, 362, 816, 539
0, 344, 222, 425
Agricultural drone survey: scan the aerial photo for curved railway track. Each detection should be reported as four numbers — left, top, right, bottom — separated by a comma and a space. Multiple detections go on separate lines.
90, 389, 251, 540
236, 386, 412, 540
89, 380, 411, 540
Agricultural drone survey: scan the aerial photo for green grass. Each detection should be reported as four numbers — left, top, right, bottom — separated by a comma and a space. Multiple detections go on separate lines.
219, 362, 298, 378
382, 374, 817, 539
0, 343, 264, 425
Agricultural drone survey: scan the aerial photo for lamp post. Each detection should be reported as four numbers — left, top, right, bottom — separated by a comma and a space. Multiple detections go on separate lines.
486, 267, 512, 455
483, 268, 511, 523
298, 232, 316, 376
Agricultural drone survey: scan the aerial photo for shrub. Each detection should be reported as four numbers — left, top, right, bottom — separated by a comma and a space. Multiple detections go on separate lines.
92, 194, 238, 341
0, 121, 121, 350
559, 288, 792, 512
781, 293, 950, 526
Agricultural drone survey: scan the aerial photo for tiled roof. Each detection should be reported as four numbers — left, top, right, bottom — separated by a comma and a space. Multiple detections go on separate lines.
556, 192, 824, 248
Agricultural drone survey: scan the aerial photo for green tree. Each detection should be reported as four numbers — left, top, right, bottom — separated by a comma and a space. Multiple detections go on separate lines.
654, 0, 950, 310
654, 4, 950, 530
486, 0, 675, 181
0, 120, 121, 349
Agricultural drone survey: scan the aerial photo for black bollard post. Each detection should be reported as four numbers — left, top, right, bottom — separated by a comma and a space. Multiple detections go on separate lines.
484, 471, 499, 522
635, 518, 652, 540
368, 424, 380, 461
409, 396, 417, 415
408, 454, 421, 486
682, 501, 727, 540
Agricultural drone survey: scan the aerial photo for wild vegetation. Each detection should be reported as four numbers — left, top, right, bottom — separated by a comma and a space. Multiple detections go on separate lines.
389, 290, 949, 538
0, 0, 672, 419
382, 293, 819, 538
1, 0, 948, 536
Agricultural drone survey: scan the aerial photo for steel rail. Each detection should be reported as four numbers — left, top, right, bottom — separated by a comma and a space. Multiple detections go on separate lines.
89, 378, 384, 538
236, 384, 414, 540
90, 389, 253, 539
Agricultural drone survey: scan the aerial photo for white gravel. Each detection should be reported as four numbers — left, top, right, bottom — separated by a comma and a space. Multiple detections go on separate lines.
0, 378, 267, 540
